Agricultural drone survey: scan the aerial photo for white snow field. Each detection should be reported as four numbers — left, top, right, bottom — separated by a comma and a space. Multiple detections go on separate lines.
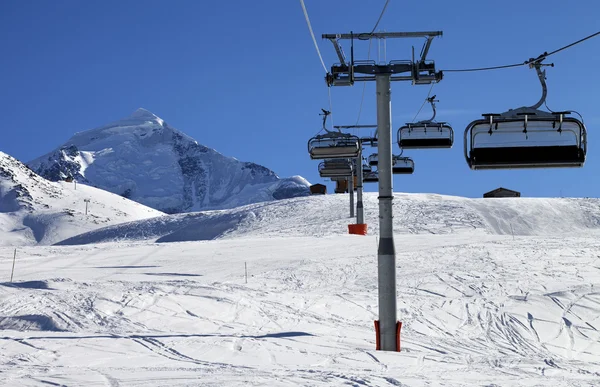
0, 151, 164, 246
1, 193, 600, 386
56, 192, 600, 245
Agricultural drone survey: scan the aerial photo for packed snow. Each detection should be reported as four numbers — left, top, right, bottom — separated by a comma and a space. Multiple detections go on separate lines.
0, 151, 164, 246
56, 192, 600, 245
1, 192, 600, 386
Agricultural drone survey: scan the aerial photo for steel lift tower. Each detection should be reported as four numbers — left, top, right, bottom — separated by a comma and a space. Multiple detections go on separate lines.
322, 31, 443, 351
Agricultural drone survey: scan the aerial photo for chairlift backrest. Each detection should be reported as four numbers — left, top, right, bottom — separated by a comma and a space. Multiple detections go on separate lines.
318, 158, 353, 177
464, 111, 587, 170
308, 132, 360, 160
397, 122, 454, 149
392, 156, 415, 174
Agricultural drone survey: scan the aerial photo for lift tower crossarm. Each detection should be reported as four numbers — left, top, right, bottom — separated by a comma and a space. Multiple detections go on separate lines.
322, 31, 443, 40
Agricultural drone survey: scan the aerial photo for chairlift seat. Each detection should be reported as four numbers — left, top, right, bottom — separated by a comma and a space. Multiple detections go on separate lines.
398, 123, 454, 149
363, 171, 379, 183
392, 156, 415, 174
308, 134, 360, 160
318, 159, 353, 177
464, 114, 587, 170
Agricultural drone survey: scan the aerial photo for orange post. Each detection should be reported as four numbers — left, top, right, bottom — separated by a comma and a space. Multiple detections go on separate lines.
374, 320, 402, 352
348, 224, 368, 235
396, 321, 402, 352
374, 320, 381, 350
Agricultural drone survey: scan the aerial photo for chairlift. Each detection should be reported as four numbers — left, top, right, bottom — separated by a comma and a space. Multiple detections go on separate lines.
392, 156, 415, 174
308, 109, 361, 159
397, 96, 454, 149
318, 158, 353, 177
368, 153, 379, 166
363, 170, 379, 183
464, 59, 587, 170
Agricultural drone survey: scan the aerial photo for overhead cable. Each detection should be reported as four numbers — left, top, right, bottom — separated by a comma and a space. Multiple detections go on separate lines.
442, 30, 600, 73
355, 0, 391, 127
411, 81, 436, 122
299, 0, 328, 73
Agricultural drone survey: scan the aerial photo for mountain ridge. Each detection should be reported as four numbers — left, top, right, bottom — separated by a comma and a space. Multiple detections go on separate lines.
0, 150, 164, 246
27, 108, 310, 213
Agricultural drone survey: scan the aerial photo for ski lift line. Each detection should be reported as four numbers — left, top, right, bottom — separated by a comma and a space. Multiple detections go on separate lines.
411, 81, 436, 122
370, 0, 391, 35
299, 0, 328, 73
299, 0, 336, 136
539, 30, 600, 62
355, 0, 391, 128
354, 39, 372, 128
442, 29, 600, 73
328, 87, 335, 129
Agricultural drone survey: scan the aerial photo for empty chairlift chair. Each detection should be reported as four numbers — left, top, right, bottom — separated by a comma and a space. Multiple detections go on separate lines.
464, 60, 587, 170
318, 158, 353, 178
363, 170, 379, 183
397, 96, 454, 149
308, 133, 361, 159
367, 153, 379, 166
308, 109, 361, 160
392, 156, 415, 174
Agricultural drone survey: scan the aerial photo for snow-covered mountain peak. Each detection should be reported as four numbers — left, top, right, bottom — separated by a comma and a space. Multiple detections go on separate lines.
28, 110, 310, 213
130, 107, 161, 120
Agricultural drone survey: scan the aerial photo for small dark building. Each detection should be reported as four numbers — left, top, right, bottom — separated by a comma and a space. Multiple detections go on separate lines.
310, 183, 327, 195
64, 175, 74, 183
483, 187, 521, 198
334, 179, 348, 194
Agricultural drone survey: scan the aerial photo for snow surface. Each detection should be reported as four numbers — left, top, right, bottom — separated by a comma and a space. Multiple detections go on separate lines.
27, 108, 311, 214
1, 192, 600, 385
0, 151, 164, 246
56, 192, 600, 245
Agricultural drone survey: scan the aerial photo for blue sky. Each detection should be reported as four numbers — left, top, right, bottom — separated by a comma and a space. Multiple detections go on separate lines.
1, 0, 599, 198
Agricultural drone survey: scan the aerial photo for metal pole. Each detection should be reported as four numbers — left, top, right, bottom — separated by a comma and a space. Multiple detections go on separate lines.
356, 145, 364, 224
10, 249, 16, 282
245, 262, 248, 284
349, 174, 355, 218
376, 73, 397, 351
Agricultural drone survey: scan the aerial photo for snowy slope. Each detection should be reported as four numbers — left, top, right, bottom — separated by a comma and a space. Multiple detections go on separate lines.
27, 108, 310, 213
56, 192, 600, 245
1, 233, 600, 386
0, 151, 164, 246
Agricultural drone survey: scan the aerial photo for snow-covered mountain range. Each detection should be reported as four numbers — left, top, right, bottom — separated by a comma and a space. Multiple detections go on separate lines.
0, 151, 163, 246
28, 108, 310, 213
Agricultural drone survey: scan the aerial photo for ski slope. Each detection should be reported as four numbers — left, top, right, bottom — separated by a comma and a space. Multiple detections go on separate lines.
0, 151, 164, 246
57, 192, 600, 245
1, 193, 600, 386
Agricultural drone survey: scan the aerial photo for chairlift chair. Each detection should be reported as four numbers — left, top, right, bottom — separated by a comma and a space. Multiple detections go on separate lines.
368, 153, 379, 166
464, 60, 587, 170
318, 158, 353, 178
309, 133, 361, 159
308, 109, 361, 160
392, 156, 415, 174
363, 170, 379, 183
397, 96, 454, 149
